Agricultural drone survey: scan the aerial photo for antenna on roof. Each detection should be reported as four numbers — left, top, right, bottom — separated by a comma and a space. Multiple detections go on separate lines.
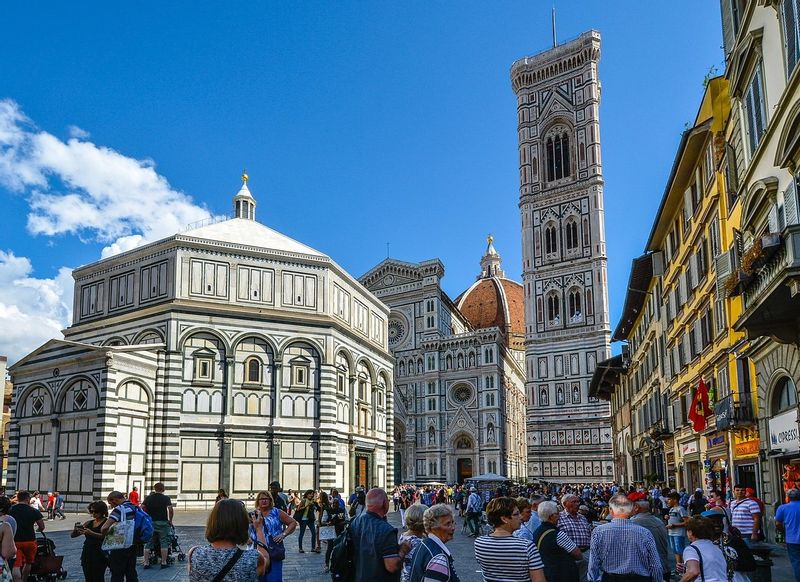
552, 4, 557, 48
386, 242, 390, 258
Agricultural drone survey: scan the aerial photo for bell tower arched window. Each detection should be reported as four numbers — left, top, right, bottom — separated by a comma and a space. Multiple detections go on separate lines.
546, 131, 571, 182
544, 224, 558, 256
568, 289, 582, 320
565, 219, 579, 250
547, 293, 560, 323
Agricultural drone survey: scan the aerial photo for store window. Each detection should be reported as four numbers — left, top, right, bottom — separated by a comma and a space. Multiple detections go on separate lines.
773, 376, 798, 414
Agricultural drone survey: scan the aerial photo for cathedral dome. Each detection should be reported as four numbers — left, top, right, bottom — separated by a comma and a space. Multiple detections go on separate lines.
455, 236, 525, 350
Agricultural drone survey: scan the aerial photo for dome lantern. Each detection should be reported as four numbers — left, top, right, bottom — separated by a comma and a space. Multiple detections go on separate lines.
233, 170, 257, 220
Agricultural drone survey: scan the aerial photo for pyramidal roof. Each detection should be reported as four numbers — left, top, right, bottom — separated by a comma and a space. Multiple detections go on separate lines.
181, 218, 326, 258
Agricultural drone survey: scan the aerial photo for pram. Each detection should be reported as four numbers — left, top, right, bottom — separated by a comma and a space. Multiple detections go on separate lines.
145, 524, 186, 566
28, 533, 67, 581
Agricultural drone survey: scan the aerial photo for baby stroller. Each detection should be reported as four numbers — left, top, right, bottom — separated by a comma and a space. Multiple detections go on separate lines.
146, 524, 186, 565
28, 533, 67, 581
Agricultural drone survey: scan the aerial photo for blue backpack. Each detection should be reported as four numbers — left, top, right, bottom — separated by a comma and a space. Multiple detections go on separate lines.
129, 503, 154, 543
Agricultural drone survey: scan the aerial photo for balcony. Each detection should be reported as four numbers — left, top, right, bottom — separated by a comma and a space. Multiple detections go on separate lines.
713, 393, 756, 430
734, 226, 800, 343
648, 420, 672, 441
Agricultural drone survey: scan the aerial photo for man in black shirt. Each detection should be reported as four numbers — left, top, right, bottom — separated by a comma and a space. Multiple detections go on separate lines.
142, 482, 173, 569
269, 481, 288, 512
9, 490, 44, 582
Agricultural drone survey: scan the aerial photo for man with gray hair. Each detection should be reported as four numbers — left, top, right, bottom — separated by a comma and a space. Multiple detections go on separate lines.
408, 504, 459, 581
558, 493, 591, 582
588, 494, 662, 582
630, 499, 670, 581
533, 500, 582, 582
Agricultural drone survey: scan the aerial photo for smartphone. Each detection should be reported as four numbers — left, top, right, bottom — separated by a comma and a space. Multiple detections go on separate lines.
75, 522, 83, 529
249, 511, 258, 520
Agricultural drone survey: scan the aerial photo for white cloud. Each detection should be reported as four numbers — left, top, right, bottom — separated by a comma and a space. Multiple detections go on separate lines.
0, 99, 212, 254
0, 99, 216, 362
0, 251, 73, 364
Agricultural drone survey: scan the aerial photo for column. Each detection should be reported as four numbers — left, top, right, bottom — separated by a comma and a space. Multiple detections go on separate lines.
271, 439, 282, 484
273, 362, 283, 418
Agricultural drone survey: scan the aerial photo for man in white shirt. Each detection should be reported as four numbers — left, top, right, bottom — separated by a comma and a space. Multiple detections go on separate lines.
465, 488, 482, 538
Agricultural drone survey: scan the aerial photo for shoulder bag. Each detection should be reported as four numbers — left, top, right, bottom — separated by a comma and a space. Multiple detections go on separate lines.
266, 509, 286, 561
211, 548, 243, 582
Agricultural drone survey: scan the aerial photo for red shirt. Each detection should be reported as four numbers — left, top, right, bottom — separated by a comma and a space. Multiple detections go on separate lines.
129, 490, 140, 505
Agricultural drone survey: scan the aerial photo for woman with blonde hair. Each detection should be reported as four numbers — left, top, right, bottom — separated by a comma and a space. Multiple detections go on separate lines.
250, 491, 297, 582
399, 504, 427, 582
188, 498, 269, 581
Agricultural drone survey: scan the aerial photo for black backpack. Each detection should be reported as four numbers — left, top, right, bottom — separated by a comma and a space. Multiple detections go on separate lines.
330, 524, 355, 582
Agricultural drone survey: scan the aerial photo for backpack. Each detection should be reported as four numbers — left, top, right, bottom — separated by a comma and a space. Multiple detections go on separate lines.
329, 525, 355, 582
132, 504, 154, 543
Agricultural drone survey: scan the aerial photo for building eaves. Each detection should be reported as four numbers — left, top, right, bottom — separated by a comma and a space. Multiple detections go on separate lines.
612, 254, 654, 342
588, 354, 626, 400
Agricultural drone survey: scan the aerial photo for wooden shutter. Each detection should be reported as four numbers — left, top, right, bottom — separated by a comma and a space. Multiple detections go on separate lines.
689, 253, 699, 289
716, 249, 733, 295
786, 180, 799, 226
720, 0, 735, 57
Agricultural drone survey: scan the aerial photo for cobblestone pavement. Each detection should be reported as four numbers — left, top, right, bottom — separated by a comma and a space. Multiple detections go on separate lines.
36, 510, 794, 581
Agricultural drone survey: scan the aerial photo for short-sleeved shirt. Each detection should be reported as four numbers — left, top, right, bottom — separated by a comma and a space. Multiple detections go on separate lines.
730, 499, 760, 534
110, 502, 137, 524
350, 510, 400, 581
668, 505, 689, 537
9, 504, 43, 542
776, 501, 800, 544
474, 535, 543, 581
557, 511, 591, 548
143, 492, 172, 522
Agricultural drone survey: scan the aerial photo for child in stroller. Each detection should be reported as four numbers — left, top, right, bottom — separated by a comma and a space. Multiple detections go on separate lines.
144, 524, 186, 567
28, 533, 67, 581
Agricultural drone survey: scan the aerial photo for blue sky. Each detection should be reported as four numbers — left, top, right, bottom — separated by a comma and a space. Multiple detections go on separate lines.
0, 1, 723, 362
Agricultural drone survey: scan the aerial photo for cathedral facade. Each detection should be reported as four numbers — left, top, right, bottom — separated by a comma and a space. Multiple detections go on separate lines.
361, 240, 528, 484
8, 178, 393, 508
511, 31, 614, 481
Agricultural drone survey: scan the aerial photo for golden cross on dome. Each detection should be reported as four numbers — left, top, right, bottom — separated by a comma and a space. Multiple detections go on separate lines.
487, 234, 494, 245
241, 169, 249, 184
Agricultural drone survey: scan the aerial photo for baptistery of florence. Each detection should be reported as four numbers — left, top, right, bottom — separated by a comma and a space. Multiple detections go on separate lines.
361, 238, 528, 485
8, 177, 394, 508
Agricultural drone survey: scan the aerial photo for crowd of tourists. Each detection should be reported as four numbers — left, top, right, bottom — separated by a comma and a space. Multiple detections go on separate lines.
3, 479, 799, 582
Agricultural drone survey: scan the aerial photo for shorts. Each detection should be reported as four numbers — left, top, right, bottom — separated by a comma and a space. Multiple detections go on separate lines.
14, 541, 37, 567
668, 535, 687, 556
146, 520, 172, 550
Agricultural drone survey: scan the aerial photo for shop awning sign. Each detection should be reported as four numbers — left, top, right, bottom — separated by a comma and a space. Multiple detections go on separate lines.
769, 410, 800, 454
681, 440, 699, 455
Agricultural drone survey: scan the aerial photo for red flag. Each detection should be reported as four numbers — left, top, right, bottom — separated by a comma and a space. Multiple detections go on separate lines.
688, 379, 713, 432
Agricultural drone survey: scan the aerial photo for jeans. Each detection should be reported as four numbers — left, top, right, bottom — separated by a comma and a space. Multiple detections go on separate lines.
466, 511, 481, 535
788, 543, 800, 582
108, 547, 138, 582
298, 519, 316, 550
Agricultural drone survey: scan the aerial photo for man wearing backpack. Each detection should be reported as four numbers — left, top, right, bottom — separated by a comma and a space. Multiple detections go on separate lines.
142, 482, 174, 569
465, 488, 482, 537
101, 490, 153, 581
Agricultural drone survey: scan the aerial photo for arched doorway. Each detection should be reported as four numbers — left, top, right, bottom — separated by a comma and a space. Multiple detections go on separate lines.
454, 435, 474, 484
457, 458, 473, 484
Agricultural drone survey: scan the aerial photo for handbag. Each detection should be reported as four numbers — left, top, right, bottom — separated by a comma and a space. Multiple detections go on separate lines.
266, 534, 286, 561
0, 558, 11, 582
211, 548, 243, 582
101, 504, 135, 550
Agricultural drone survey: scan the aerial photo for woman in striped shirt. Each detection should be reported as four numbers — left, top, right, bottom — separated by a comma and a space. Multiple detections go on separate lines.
474, 497, 545, 582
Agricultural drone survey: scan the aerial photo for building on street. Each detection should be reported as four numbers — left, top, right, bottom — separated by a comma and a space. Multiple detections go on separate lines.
8, 176, 393, 508
511, 30, 614, 482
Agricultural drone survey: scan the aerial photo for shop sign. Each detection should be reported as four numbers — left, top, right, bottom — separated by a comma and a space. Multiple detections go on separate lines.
707, 433, 726, 449
769, 410, 800, 454
714, 397, 733, 430
681, 440, 699, 455
734, 438, 759, 458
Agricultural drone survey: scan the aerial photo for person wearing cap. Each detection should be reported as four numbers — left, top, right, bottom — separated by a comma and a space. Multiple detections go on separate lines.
777, 488, 800, 581
666, 492, 689, 573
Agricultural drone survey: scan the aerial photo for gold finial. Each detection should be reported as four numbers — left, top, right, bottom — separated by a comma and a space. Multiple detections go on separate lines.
487, 234, 494, 245
241, 169, 249, 184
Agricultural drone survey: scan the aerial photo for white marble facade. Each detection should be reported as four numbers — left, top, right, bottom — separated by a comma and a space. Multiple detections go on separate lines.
8, 178, 393, 508
512, 31, 614, 482
361, 241, 528, 484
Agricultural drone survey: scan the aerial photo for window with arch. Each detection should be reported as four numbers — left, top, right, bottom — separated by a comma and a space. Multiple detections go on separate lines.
455, 436, 472, 449
428, 426, 436, 445
568, 289, 582, 320
245, 357, 262, 384
773, 376, 798, 415
565, 219, 579, 251
586, 288, 594, 317
546, 131, 571, 181
544, 224, 558, 255
540, 387, 549, 406
547, 293, 561, 323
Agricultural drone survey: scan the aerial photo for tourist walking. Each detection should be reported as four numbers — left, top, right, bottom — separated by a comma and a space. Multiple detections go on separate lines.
10, 490, 45, 582
400, 504, 426, 582
558, 494, 592, 582
666, 491, 689, 572
532, 500, 581, 582
188, 498, 269, 581
0, 504, 14, 579
587, 494, 663, 582
128, 487, 140, 506
408, 504, 459, 582
680, 517, 730, 582
349, 488, 410, 581
100, 491, 139, 582
465, 488, 482, 537
730, 484, 761, 546
71, 501, 109, 582
474, 497, 545, 582
777, 488, 800, 581
631, 499, 670, 582
142, 482, 174, 569
293, 489, 319, 554
250, 491, 297, 582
